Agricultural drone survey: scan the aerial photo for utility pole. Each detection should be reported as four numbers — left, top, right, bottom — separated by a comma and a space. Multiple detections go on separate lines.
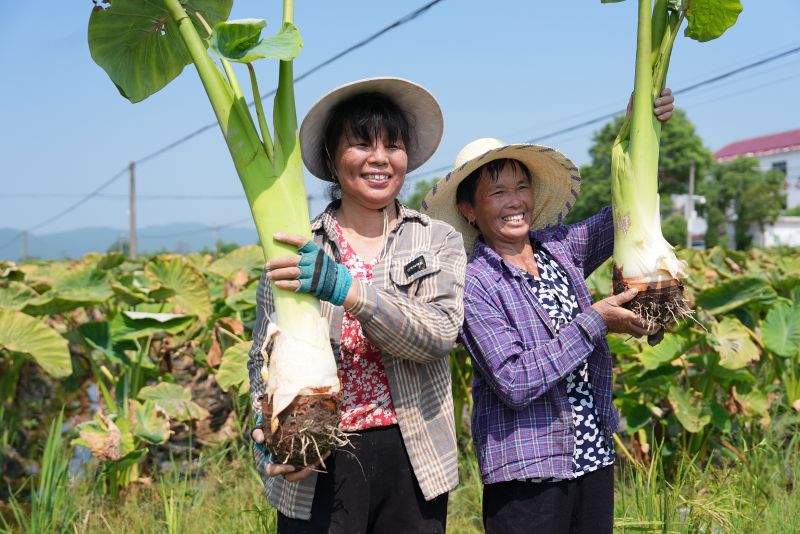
21, 231, 28, 261
685, 161, 695, 249
129, 161, 138, 259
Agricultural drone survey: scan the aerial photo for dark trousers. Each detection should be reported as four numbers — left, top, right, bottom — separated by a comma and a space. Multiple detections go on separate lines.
483, 465, 614, 534
277, 425, 448, 534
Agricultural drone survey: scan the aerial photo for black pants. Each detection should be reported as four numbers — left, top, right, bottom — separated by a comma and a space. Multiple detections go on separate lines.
278, 425, 448, 534
483, 465, 614, 534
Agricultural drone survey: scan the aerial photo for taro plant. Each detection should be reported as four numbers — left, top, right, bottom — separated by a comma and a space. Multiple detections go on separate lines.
602, 0, 742, 335
88, 0, 342, 468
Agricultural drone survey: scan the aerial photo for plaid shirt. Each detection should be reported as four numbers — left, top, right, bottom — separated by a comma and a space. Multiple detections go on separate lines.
248, 201, 466, 519
460, 207, 620, 484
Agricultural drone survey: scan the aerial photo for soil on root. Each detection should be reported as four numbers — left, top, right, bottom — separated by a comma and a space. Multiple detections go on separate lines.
259, 393, 346, 470
612, 264, 693, 343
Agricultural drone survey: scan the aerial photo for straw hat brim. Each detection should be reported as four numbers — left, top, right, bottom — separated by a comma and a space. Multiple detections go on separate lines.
421, 144, 581, 255
299, 77, 444, 181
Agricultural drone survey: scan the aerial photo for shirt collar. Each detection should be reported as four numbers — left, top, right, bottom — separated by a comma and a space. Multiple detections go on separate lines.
311, 199, 429, 240
471, 231, 555, 282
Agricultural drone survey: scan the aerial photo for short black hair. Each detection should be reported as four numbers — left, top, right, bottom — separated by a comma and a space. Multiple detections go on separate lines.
455, 158, 532, 207
323, 93, 412, 196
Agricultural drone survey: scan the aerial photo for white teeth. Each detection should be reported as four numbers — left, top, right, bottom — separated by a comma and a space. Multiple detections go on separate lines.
503, 214, 524, 222
363, 174, 390, 181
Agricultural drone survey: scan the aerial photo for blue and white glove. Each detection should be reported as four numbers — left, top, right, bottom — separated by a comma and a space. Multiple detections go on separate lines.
296, 241, 353, 306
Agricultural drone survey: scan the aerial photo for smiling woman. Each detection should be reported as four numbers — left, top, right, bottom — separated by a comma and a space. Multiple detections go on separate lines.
248, 77, 466, 533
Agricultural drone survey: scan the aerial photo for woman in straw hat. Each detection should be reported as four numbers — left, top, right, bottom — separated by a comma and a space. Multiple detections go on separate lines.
247, 77, 466, 533
421, 94, 673, 532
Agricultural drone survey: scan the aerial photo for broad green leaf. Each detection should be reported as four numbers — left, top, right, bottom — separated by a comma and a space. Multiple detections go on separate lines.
224, 280, 258, 310
145, 255, 211, 319
208, 245, 264, 279
621, 402, 651, 432
138, 382, 209, 421
709, 317, 759, 369
607, 334, 639, 356
0, 308, 71, 378
685, 0, 742, 42
22, 266, 113, 315
79, 321, 130, 367
668, 385, 710, 433
208, 20, 302, 63
639, 333, 687, 370
708, 400, 731, 433
216, 341, 250, 394
696, 277, 777, 315
72, 412, 136, 461
129, 400, 171, 445
733, 387, 770, 417
0, 282, 37, 310
110, 282, 147, 306
88, 0, 233, 103
0, 261, 24, 282
109, 312, 195, 342
761, 302, 800, 358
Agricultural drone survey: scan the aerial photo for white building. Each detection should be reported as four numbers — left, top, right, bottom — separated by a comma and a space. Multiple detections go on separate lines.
714, 128, 800, 247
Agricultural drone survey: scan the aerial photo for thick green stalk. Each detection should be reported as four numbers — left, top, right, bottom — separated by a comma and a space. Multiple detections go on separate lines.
247, 63, 275, 161
162, 0, 320, 341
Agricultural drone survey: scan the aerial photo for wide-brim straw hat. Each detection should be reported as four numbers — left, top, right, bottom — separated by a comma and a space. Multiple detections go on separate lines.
421, 138, 581, 254
299, 77, 444, 181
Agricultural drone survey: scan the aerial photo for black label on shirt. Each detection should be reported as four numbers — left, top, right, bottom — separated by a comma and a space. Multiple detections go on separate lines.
404, 255, 427, 277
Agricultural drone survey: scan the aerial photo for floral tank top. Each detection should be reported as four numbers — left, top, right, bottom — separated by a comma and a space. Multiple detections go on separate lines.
335, 221, 398, 431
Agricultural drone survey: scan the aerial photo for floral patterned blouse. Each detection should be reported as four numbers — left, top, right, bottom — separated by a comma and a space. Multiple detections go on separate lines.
335, 221, 398, 431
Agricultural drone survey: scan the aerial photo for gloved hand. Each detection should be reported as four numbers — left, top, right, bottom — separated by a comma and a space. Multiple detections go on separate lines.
295, 241, 353, 306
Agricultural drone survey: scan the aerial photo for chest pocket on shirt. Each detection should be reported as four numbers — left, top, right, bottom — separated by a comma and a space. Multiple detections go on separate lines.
389, 251, 440, 295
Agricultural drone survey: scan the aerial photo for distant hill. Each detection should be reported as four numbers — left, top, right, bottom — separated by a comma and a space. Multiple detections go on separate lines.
0, 224, 259, 262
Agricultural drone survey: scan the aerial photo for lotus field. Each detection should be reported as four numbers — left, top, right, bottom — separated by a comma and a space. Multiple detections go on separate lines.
1, 244, 800, 532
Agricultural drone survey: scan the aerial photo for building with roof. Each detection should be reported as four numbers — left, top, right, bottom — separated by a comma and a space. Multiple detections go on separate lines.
714, 128, 800, 247
715, 128, 800, 209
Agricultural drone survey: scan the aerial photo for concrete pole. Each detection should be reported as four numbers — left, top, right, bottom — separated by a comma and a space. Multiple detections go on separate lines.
685, 161, 695, 249
129, 161, 138, 259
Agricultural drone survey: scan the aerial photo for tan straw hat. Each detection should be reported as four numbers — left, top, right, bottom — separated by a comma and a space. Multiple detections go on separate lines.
421, 138, 581, 254
299, 77, 444, 181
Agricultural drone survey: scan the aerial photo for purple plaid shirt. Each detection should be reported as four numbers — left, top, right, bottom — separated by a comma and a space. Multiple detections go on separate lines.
460, 207, 620, 484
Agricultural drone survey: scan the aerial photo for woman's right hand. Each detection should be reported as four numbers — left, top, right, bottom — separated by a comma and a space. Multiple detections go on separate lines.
591, 288, 658, 338
252, 427, 319, 482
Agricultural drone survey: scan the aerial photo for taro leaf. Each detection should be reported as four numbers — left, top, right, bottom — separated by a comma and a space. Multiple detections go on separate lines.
224, 280, 258, 311
72, 412, 136, 461
22, 266, 113, 315
640, 333, 688, 370
79, 321, 130, 366
208, 245, 264, 279
0, 308, 71, 378
696, 277, 777, 316
685, 0, 742, 43
0, 261, 24, 282
216, 341, 251, 395
621, 402, 652, 432
138, 382, 209, 421
110, 282, 147, 306
708, 400, 731, 433
761, 302, 800, 358
208, 20, 302, 63
0, 282, 37, 310
129, 400, 171, 445
88, 0, 233, 103
145, 255, 211, 320
607, 335, 639, 356
668, 385, 710, 433
709, 317, 759, 370
110, 311, 195, 342
733, 387, 770, 417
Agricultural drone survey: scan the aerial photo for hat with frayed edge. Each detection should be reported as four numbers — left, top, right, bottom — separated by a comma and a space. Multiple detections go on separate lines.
299, 77, 444, 181
420, 138, 581, 254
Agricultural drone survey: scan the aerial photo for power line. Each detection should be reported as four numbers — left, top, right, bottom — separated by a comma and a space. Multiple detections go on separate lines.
138, 218, 252, 239
407, 43, 800, 183
136, 0, 445, 166
0, 1, 446, 253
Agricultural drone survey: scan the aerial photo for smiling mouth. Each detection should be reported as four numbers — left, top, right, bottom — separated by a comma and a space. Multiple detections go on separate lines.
502, 213, 525, 223
362, 174, 391, 182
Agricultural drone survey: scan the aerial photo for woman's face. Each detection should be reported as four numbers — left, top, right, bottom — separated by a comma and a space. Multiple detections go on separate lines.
460, 160, 533, 249
333, 129, 408, 210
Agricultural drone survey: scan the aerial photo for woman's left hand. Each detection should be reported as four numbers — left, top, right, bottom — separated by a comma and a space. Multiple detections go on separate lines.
626, 87, 675, 123
267, 233, 353, 306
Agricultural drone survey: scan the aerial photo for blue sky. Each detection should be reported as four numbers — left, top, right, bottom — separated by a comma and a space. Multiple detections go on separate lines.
1, 0, 798, 251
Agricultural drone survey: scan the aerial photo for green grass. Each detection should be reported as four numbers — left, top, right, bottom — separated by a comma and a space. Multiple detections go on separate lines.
2, 432, 799, 534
